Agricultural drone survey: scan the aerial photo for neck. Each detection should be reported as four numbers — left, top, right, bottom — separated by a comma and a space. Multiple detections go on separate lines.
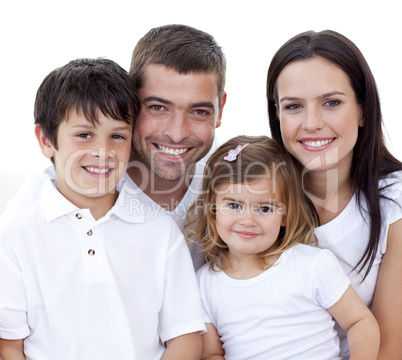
67, 191, 118, 221
224, 253, 279, 280
303, 164, 354, 224
127, 157, 194, 211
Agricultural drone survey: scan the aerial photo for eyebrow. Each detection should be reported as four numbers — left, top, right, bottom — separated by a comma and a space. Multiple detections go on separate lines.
279, 91, 346, 103
222, 197, 279, 207
143, 96, 215, 111
72, 124, 132, 132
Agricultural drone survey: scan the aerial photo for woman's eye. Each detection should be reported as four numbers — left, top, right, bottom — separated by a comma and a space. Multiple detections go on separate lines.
325, 99, 341, 107
284, 103, 301, 111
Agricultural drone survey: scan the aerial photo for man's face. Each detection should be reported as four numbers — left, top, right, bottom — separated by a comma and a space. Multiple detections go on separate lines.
131, 64, 225, 182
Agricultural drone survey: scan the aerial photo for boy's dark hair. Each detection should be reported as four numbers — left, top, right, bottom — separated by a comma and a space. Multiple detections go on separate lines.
34, 58, 140, 149
129, 24, 226, 104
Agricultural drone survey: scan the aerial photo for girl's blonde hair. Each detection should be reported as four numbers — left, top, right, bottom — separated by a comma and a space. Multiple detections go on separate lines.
187, 135, 317, 271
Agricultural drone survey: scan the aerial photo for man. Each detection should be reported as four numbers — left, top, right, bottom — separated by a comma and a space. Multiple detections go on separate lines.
125, 24, 226, 268
2, 24, 226, 270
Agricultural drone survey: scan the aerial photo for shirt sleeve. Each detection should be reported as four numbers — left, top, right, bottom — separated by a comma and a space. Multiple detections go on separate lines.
0, 228, 30, 339
196, 265, 213, 325
158, 224, 206, 342
312, 249, 351, 309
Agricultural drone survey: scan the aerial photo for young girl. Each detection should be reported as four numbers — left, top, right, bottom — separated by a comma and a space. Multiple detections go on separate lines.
188, 135, 379, 360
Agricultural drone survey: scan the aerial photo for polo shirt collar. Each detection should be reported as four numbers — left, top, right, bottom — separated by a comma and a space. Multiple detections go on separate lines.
38, 175, 145, 224
110, 178, 145, 224
39, 178, 79, 223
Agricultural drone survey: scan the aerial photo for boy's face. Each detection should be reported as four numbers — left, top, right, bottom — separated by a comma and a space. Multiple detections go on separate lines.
37, 110, 132, 207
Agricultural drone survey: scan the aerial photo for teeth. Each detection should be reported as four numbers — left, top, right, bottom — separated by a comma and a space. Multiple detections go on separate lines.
85, 167, 112, 174
302, 139, 334, 147
158, 145, 189, 155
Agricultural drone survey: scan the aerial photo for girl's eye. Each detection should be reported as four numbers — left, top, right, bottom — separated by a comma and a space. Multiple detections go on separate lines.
228, 203, 241, 210
77, 133, 92, 139
259, 206, 273, 214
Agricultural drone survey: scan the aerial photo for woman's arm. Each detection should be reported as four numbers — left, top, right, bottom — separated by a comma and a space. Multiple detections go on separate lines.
0, 338, 25, 360
371, 218, 402, 359
329, 285, 380, 360
162, 332, 202, 360
201, 323, 225, 360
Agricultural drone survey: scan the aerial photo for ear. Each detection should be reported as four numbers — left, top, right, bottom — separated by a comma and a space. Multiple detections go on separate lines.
35, 125, 55, 159
280, 215, 286, 227
216, 92, 227, 128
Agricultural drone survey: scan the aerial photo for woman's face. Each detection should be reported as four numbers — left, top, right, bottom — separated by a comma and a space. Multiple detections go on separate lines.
275, 57, 363, 174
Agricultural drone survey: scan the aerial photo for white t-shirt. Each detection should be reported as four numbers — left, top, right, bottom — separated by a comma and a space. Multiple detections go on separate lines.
197, 244, 350, 360
315, 171, 402, 358
0, 177, 205, 360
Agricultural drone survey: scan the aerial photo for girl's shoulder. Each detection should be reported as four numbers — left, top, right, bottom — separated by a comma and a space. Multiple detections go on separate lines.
284, 244, 338, 268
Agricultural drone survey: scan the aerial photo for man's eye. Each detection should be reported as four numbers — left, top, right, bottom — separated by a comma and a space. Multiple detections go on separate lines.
151, 105, 164, 111
228, 203, 240, 210
194, 109, 208, 116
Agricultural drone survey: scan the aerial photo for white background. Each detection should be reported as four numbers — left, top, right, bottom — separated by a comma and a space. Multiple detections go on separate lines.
1, 0, 401, 178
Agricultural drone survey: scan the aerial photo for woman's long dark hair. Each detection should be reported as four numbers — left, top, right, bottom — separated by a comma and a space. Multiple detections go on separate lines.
266, 30, 402, 280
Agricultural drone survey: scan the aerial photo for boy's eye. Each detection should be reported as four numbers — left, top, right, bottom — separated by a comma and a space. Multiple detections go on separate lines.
111, 134, 126, 140
77, 133, 92, 139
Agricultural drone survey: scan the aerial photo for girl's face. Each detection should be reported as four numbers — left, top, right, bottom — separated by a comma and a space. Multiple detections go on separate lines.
215, 178, 286, 262
275, 57, 363, 174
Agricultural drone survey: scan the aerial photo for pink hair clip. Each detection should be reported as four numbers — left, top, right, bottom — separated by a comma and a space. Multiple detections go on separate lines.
223, 144, 249, 161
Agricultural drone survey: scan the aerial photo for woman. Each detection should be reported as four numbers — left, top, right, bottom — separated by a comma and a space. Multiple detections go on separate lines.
266, 30, 402, 359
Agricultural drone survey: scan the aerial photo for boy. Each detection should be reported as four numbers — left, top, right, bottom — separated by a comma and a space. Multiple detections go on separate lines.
0, 58, 204, 359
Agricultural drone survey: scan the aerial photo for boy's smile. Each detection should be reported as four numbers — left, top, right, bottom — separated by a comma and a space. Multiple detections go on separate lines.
37, 110, 132, 214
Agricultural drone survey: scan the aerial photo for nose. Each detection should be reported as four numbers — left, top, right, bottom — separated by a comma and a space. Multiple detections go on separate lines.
302, 106, 325, 132
239, 210, 257, 227
92, 144, 116, 160
162, 113, 191, 143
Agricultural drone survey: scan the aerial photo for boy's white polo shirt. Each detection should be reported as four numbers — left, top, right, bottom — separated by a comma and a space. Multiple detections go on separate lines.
0, 176, 205, 360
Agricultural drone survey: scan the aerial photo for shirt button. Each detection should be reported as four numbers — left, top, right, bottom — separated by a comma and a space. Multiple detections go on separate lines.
76, 213, 82, 219
88, 249, 95, 256
87, 230, 93, 236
